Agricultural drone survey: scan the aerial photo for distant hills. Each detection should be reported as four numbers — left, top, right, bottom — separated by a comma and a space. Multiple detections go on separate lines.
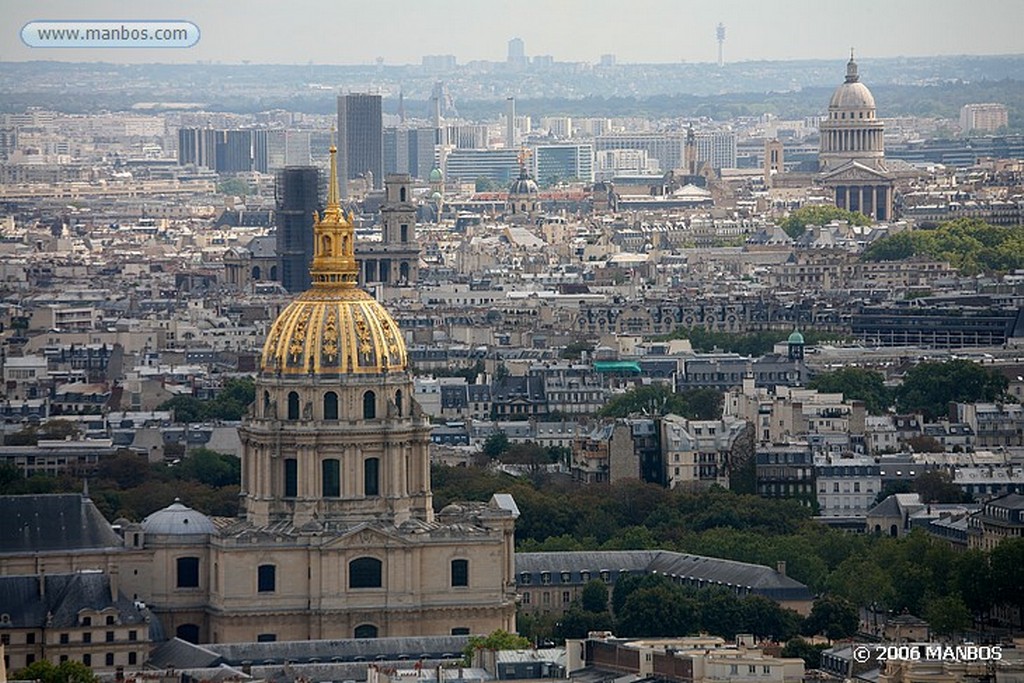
1, 54, 1022, 124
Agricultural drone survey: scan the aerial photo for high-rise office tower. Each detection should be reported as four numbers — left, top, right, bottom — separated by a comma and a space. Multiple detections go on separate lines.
276, 166, 321, 293
507, 37, 526, 68
337, 93, 383, 197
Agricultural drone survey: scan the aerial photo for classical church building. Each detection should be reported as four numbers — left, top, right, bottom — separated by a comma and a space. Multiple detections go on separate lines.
818, 51, 895, 221
0, 145, 519, 652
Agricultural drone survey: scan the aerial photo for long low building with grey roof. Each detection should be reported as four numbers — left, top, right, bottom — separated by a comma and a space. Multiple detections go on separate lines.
515, 550, 812, 616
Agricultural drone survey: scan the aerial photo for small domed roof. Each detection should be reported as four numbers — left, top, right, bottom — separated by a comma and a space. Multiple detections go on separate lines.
142, 499, 216, 535
429, 168, 443, 183
508, 176, 539, 196
788, 330, 805, 345
430, 191, 443, 201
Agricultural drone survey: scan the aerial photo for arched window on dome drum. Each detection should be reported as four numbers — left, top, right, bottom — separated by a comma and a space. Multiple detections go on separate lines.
263, 391, 271, 416
363, 391, 376, 419
395, 389, 403, 417
364, 457, 380, 496
287, 392, 300, 420
322, 459, 340, 497
323, 391, 339, 420
354, 624, 378, 638
349, 558, 382, 589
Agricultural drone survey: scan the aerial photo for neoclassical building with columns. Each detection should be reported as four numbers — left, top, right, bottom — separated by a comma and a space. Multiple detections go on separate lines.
818, 52, 895, 221
0, 145, 519, 648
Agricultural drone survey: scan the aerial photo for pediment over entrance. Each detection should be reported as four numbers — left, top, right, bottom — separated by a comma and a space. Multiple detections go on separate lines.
323, 523, 411, 549
821, 161, 893, 183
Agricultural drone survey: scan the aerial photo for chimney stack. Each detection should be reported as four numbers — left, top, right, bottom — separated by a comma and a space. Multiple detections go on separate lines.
776, 560, 787, 577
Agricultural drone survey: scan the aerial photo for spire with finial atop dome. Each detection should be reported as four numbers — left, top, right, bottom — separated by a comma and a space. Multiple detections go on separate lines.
845, 48, 859, 83
310, 138, 359, 287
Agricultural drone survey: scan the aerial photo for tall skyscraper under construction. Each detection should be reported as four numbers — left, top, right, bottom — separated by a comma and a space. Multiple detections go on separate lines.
276, 166, 321, 293
337, 93, 383, 197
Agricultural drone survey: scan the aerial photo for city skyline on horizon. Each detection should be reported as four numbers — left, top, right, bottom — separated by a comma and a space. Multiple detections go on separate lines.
2, 0, 1022, 66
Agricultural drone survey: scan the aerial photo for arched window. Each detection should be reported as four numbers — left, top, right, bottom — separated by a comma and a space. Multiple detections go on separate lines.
270, 265, 278, 280
349, 557, 382, 588
257, 565, 276, 593
323, 391, 339, 420
284, 458, 297, 497
400, 224, 408, 242
263, 390, 271, 416
322, 458, 340, 497
399, 186, 407, 202
287, 392, 300, 420
252, 266, 261, 280
354, 624, 379, 639
176, 557, 199, 588
451, 559, 469, 587
395, 389, 403, 417
399, 261, 410, 283
364, 458, 380, 496
363, 391, 376, 419
176, 624, 200, 644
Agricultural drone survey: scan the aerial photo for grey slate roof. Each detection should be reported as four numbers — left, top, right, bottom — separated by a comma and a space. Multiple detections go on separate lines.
151, 635, 473, 668
0, 572, 154, 631
516, 550, 812, 602
0, 494, 122, 553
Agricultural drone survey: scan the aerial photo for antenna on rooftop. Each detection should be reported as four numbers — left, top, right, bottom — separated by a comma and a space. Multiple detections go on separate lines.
716, 23, 726, 68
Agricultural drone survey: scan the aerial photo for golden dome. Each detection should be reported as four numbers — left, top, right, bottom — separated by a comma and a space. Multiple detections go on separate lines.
260, 144, 408, 376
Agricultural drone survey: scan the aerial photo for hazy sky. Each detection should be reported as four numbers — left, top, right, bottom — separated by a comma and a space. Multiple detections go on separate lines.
3, 0, 1022, 65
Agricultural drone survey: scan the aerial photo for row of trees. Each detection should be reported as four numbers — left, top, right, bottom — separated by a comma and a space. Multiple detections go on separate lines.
862, 218, 1024, 274
431, 467, 1024, 631
0, 447, 241, 520
808, 360, 1010, 420
597, 384, 722, 420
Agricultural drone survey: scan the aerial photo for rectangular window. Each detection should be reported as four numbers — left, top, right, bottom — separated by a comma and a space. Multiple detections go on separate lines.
106, 653, 115, 666
106, 631, 114, 642
322, 459, 340, 497
284, 458, 298, 497
128, 652, 137, 666
60, 634, 69, 645
257, 634, 277, 642
562, 591, 571, 603
128, 631, 137, 642
451, 559, 469, 587
83, 654, 92, 667
258, 565, 276, 593
26, 654, 35, 666
364, 458, 380, 496
82, 633, 91, 644
176, 556, 200, 588
26, 633, 35, 645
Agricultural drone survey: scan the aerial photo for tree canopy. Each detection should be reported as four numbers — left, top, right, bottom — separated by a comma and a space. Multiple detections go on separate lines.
894, 359, 1008, 420
777, 205, 871, 239
158, 377, 255, 423
861, 219, 1024, 275
598, 384, 722, 420
808, 367, 892, 415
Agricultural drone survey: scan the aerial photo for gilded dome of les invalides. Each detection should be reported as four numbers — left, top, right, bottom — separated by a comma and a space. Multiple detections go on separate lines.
260, 145, 408, 376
